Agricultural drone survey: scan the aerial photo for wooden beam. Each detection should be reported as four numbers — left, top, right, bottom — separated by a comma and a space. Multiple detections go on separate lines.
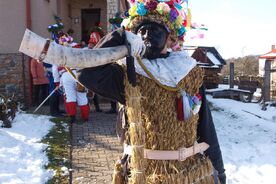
230, 62, 234, 88
264, 60, 271, 102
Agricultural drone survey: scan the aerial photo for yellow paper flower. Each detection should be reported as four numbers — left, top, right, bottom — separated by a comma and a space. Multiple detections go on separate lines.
186, 8, 192, 30
175, 15, 184, 29
129, 5, 138, 16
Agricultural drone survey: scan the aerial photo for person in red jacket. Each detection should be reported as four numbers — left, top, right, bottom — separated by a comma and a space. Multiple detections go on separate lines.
30, 58, 49, 106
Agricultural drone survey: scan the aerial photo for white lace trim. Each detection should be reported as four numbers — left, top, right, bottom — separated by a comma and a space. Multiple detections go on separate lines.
117, 50, 197, 87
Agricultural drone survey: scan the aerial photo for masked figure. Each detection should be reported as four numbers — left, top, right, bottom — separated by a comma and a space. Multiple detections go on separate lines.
19, 1, 226, 183
78, 1, 225, 182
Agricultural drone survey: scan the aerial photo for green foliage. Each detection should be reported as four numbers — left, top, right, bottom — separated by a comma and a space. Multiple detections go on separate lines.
47, 23, 64, 33
47, 15, 64, 35
54, 15, 62, 24
0, 94, 17, 128
42, 117, 70, 184
109, 17, 124, 24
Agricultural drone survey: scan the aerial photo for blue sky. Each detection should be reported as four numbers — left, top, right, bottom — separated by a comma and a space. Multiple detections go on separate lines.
185, 0, 276, 59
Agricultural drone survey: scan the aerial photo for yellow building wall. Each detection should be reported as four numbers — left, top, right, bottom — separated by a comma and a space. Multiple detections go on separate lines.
31, 0, 59, 38
0, 0, 117, 53
0, 0, 26, 53
0, 0, 63, 53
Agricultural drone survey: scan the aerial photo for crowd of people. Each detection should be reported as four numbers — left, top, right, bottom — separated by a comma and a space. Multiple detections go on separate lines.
30, 23, 117, 123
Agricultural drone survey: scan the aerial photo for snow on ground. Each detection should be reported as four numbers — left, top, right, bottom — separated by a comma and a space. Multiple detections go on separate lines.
208, 95, 276, 184
0, 113, 54, 184
1, 96, 276, 184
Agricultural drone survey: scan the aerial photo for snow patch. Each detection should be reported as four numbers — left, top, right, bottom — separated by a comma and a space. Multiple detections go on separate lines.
0, 113, 54, 184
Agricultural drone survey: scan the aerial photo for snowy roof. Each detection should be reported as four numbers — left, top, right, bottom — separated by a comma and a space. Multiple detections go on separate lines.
188, 46, 226, 66
206, 52, 223, 65
196, 62, 209, 65
199, 65, 220, 68
183, 46, 197, 56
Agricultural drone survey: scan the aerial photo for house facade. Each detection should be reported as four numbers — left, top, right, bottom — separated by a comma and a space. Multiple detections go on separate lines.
259, 45, 276, 100
0, 0, 123, 106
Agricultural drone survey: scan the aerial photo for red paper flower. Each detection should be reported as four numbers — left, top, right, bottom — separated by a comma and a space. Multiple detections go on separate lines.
145, 0, 158, 11
166, 0, 176, 10
183, 20, 187, 27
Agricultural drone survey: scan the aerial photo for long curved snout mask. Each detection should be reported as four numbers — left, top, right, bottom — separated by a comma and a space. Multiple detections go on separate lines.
19, 29, 128, 68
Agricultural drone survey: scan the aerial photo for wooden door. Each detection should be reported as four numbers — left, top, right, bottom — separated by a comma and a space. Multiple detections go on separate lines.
81, 9, 101, 44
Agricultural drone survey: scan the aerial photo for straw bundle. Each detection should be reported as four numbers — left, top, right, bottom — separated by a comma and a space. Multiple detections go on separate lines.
125, 80, 146, 184
112, 161, 124, 184
115, 66, 214, 183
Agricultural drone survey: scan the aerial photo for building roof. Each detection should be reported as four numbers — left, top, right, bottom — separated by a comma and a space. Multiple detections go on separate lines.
259, 51, 276, 59
189, 46, 226, 67
206, 52, 222, 65
259, 45, 276, 59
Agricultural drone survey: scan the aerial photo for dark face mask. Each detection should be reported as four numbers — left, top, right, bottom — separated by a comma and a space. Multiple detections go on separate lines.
136, 23, 169, 59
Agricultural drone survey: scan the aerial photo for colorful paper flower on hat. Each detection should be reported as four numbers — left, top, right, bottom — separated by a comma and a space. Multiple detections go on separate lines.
137, 3, 148, 16
165, 0, 174, 7
58, 34, 73, 46
123, 0, 191, 45
175, 15, 184, 28
170, 9, 178, 22
177, 26, 186, 36
145, 0, 158, 11
128, 5, 138, 16
156, 2, 171, 14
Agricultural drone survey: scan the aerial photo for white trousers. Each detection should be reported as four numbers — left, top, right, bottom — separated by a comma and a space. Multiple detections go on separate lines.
60, 71, 88, 106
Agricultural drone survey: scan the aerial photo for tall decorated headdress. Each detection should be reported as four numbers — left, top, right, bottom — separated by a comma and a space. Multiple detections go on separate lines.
47, 15, 64, 44
122, 0, 191, 45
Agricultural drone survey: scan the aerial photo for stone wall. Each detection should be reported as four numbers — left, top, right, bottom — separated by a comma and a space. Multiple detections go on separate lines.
106, 0, 119, 31
0, 53, 31, 107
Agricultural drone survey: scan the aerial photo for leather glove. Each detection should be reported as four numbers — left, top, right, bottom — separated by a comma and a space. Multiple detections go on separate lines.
125, 31, 146, 57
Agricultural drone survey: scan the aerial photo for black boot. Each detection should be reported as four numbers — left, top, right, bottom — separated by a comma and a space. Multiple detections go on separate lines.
105, 109, 116, 114
93, 94, 102, 112
50, 93, 64, 117
105, 101, 117, 114
95, 107, 103, 112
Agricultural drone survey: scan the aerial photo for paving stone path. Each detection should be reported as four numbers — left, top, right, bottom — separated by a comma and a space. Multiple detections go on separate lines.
72, 105, 123, 184
29, 102, 122, 183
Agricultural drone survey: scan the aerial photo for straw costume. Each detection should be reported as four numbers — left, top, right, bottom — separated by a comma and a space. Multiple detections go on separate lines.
77, 1, 226, 183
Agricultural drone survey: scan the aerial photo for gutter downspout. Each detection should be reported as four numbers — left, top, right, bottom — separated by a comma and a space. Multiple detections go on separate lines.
26, 0, 31, 29
26, 0, 32, 107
